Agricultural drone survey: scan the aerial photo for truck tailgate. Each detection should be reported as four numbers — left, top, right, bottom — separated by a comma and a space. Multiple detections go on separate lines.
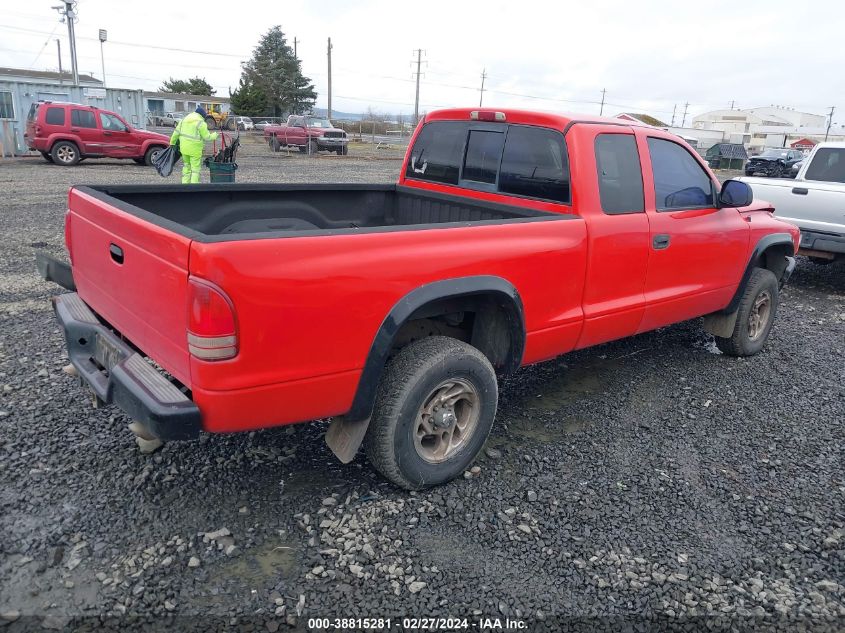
68, 187, 192, 386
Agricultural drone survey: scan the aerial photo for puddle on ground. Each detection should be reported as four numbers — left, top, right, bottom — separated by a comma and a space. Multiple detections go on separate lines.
525, 371, 604, 412
509, 415, 592, 442
212, 539, 300, 586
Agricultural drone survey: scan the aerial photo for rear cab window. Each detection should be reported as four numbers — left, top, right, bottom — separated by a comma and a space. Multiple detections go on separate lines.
405, 120, 570, 204
45, 107, 66, 126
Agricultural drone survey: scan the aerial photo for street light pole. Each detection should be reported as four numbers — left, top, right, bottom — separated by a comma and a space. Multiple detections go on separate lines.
98, 29, 108, 88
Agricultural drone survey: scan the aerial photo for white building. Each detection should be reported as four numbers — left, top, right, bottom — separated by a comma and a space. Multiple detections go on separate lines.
143, 92, 231, 115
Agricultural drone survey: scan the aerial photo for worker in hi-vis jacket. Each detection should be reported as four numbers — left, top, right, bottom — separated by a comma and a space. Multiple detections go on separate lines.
170, 106, 218, 184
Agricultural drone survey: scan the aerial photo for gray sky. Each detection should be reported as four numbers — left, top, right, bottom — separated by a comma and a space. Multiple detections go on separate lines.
2, 0, 844, 125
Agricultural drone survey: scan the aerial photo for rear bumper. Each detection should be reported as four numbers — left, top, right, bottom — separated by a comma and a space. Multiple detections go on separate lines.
798, 229, 845, 256
52, 292, 201, 441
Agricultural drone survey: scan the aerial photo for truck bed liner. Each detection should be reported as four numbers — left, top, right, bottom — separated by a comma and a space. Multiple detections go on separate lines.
75, 184, 569, 242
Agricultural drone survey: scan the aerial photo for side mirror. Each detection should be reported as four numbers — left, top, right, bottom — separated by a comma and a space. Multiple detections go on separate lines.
720, 179, 753, 208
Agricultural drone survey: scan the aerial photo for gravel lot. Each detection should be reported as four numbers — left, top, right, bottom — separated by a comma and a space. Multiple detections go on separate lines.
0, 151, 843, 632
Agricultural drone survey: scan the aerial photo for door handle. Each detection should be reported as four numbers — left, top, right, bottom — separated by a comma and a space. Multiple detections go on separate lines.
109, 243, 124, 264
103, 131, 113, 136
792, 187, 808, 195
70, 127, 80, 132
652, 234, 671, 250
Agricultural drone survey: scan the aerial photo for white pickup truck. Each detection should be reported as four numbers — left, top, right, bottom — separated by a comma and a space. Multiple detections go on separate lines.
739, 142, 845, 263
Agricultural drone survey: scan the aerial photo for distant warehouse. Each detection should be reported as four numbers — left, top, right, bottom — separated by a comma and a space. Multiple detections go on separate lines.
0, 67, 145, 156
143, 92, 230, 115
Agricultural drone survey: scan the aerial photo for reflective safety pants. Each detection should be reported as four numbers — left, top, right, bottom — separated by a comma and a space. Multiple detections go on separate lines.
181, 153, 202, 184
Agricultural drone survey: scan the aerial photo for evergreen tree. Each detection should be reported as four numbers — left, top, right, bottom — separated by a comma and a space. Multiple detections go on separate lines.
159, 76, 215, 96
229, 77, 269, 117
232, 26, 317, 118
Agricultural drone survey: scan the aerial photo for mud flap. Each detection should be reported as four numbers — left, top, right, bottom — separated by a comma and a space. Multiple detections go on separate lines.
703, 311, 739, 338
325, 416, 371, 464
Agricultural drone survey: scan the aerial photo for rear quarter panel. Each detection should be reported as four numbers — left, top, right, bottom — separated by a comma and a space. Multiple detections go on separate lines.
188, 219, 588, 397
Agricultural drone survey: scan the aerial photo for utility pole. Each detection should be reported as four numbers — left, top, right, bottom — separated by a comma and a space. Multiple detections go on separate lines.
729, 100, 735, 110
98, 29, 107, 88
293, 37, 298, 60
599, 88, 606, 116
412, 49, 424, 126
479, 68, 487, 107
327, 37, 333, 119
681, 102, 689, 127
670, 104, 677, 127
825, 106, 835, 141
56, 39, 63, 84
54, 1, 80, 86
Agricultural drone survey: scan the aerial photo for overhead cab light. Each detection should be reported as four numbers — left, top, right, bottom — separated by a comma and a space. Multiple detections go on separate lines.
470, 111, 506, 122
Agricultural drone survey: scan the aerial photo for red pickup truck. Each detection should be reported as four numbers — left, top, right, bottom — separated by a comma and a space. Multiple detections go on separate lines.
264, 115, 349, 155
38, 108, 798, 489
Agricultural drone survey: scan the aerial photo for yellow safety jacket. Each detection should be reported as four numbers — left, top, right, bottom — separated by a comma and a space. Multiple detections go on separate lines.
170, 112, 217, 156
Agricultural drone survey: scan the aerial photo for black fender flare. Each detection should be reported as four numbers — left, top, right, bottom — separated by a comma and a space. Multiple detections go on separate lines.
344, 275, 525, 422
721, 232, 795, 315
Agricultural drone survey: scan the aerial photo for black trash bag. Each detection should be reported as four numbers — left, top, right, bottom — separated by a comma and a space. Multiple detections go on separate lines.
152, 145, 181, 177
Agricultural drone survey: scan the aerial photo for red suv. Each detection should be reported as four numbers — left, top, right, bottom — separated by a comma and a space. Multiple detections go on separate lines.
24, 101, 170, 167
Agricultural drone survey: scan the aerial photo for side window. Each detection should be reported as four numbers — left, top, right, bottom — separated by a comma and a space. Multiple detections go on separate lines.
804, 148, 845, 184
499, 125, 569, 203
99, 112, 128, 132
405, 121, 468, 186
462, 130, 504, 184
45, 107, 65, 126
0, 91, 14, 119
71, 109, 97, 128
647, 137, 714, 210
594, 134, 644, 215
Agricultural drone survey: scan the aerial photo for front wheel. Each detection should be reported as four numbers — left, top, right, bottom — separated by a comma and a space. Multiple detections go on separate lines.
715, 268, 779, 356
309, 139, 319, 155
144, 146, 164, 166
364, 336, 498, 490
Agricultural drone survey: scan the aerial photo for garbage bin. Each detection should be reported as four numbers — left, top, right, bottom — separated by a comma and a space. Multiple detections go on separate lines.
208, 162, 237, 183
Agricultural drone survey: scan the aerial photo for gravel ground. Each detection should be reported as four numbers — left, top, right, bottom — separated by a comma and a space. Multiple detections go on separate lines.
0, 152, 843, 632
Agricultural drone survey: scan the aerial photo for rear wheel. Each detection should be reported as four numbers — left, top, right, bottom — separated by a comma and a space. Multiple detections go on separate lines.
364, 336, 498, 490
205, 116, 217, 130
298, 144, 307, 153
40, 151, 53, 163
715, 268, 779, 357
341, 145, 349, 156
51, 141, 80, 166
144, 146, 164, 166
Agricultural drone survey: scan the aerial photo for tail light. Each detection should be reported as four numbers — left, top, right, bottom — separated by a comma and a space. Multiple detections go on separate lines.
64, 210, 73, 265
470, 110, 506, 122
187, 278, 237, 361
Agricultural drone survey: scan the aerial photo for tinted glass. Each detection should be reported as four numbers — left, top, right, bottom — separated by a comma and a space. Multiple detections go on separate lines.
499, 125, 569, 203
595, 134, 644, 214
462, 130, 504, 184
804, 148, 845, 183
405, 121, 468, 185
647, 138, 714, 209
71, 109, 97, 128
100, 112, 127, 132
45, 107, 65, 126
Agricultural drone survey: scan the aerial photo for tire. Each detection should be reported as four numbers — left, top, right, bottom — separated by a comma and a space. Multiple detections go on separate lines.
341, 145, 349, 156
40, 151, 53, 163
51, 141, 80, 166
309, 139, 319, 155
364, 336, 498, 490
270, 137, 281, 152
714, 268, 779, 357
771, 164, 783, 178
298, 144, 307, 153
144, 146, 164, 166
205, 117, 217, 130
133, 158, 145, 165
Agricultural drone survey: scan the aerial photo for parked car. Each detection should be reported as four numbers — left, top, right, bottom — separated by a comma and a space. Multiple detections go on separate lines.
744, 148, 804, 178
264, 115, 348, 154
791, 158, 805, 177
38, 108, 798, 489
25, 101, 170, 167
254, 120, 274, 131
233, 116, 254, 131
738, 142, 845, 263
157, 113, 180, 128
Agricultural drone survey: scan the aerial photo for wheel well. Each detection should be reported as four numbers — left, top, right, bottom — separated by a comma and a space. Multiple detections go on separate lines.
757, 243, 793, 280
389, 293, 519, 374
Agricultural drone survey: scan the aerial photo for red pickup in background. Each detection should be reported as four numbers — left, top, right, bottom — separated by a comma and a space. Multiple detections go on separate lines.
38, 107, 799, 489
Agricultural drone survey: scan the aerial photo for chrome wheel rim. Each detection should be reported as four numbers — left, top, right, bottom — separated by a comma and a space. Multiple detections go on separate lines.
414, 379, 480, 464
57, 145, 75, 163
150, 148, 162, 162
748, 290, 772, 341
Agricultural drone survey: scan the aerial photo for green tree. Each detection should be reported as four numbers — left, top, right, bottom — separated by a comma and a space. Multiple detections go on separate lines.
234, 26, 316, 118
229, 76, 269, 117
159, 76, 215, 96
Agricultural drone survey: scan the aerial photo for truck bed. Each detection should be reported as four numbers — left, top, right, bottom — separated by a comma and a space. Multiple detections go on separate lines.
77, 184, 561, 241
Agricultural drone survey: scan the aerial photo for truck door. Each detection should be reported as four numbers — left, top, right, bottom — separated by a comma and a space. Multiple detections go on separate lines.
569, 125, 651, 349
287, 116, 305, 146
637, 133, 749, 332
